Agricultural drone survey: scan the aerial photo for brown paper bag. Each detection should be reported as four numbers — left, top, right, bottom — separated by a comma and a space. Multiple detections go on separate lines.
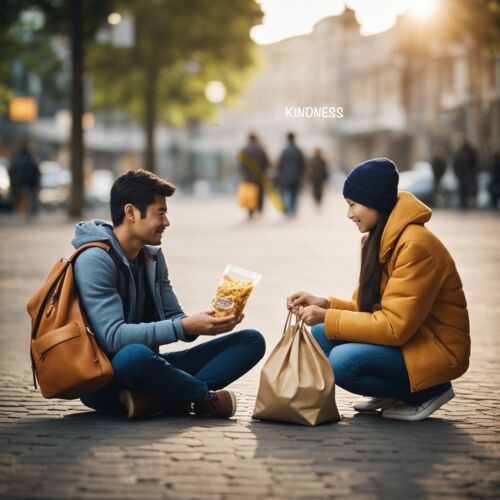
252, 312, 340, 426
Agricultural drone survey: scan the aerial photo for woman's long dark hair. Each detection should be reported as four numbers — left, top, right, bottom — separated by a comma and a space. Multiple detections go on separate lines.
357, 211, 391, 312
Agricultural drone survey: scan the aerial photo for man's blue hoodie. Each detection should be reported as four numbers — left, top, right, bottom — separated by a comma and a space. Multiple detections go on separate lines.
72, 219, 194, 357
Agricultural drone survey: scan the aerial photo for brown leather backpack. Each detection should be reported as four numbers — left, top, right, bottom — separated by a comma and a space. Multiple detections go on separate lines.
27, 242, 116, 399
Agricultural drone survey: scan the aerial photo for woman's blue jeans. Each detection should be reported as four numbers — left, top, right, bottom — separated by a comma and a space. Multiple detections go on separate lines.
311, 324, 451, 406
81, 329, 266, 414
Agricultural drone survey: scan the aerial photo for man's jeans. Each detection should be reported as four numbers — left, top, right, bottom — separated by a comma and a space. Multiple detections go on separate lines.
280, 187, 300, 215
81, 329, 266, 414
311, 324, 451, 406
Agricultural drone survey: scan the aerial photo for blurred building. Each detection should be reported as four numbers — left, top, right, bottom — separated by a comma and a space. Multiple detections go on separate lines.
2, 7, 499, 189
200, 8, 500, 172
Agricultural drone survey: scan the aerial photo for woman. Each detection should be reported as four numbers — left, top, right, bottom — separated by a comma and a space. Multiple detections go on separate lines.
287, 158, 470, 421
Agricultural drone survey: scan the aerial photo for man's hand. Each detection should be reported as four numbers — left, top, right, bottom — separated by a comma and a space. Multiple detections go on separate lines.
286, 291, 329, 315
181, 310, 244, 337
296, 305, 326, 326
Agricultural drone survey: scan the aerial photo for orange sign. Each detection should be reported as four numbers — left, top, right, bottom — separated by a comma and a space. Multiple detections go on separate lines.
9, 97, 37, 122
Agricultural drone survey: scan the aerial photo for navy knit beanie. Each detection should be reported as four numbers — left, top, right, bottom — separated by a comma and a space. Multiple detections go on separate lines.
343, 157, 399, 212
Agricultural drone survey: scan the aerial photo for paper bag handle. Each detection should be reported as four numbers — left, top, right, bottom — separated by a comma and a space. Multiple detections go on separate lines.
283, 311, 302, 336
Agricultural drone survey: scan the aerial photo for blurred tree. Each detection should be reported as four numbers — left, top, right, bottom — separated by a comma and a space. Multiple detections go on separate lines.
87, 0, 263, 173
37, 0, 116, 217
0, 2, 63, 119
0, 0, 115, 217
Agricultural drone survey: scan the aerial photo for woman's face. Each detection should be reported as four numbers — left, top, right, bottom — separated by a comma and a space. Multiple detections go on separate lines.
345, 198, 380, 233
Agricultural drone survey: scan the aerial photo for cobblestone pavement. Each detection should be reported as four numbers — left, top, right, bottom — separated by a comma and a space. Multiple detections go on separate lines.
1, 192, 499, 499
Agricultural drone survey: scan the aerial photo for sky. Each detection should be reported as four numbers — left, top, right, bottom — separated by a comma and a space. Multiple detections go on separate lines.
250, 0, 439, 44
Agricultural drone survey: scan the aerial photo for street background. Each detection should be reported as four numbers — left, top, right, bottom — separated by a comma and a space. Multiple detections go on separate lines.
1, 190, 499, 499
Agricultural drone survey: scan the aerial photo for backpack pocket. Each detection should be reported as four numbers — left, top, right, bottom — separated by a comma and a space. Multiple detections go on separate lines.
33, 323, 81, 360
31, 323, 112, 399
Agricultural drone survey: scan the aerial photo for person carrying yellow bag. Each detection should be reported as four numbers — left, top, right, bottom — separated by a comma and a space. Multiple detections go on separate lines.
237, 133, 270, 219
287, 157, 470, 422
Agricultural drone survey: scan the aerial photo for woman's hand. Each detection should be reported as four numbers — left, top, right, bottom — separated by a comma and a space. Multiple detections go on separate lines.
296, 305, 326, 326
286, 291, 329, 315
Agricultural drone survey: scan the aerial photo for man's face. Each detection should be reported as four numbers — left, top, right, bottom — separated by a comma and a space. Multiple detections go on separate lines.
131, 194, 169, 246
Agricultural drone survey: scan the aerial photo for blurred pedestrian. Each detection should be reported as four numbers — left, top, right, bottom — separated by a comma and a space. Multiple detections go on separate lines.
238, 133, 270, 219
277, 132, 305, 216
452, 134, 478, 209
308, 148, 329, 210
430, 145, 447, 207
10, 143, 40, 217
487, 150, 500, 210
8, 155, 23, 213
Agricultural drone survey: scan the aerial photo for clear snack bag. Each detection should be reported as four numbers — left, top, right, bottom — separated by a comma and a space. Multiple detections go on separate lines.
212, 265, 262, 318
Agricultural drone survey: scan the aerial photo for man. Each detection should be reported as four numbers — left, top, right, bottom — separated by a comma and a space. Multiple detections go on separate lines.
73, 169, 266, 419
430, 145, 447, 207
10, 143, 40, 216
277, 132, 305, 216
452, 134, 478, 209
238, 133, 270, 219
487, 150, 500, 209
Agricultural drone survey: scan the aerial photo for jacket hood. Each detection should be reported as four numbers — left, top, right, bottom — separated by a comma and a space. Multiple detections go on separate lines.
379, 192, 432, 263
72, 219, 126, 260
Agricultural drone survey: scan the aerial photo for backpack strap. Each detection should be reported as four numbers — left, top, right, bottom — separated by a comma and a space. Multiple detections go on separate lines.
70, 241, 125, 289
31, 242, 121, 339
69, 241, 114, 262
69, 241, 126, 321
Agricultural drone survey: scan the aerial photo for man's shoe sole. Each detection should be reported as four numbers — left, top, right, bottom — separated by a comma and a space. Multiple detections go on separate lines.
382, 388, 455, 421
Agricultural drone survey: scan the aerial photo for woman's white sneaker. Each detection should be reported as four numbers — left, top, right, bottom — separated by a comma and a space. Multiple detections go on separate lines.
353, 397, 399, 412
382, 387, 455, 421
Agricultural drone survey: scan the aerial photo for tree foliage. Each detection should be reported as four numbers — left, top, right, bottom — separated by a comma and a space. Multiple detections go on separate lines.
0, 0, 117, 114
0, 1, 60, 114
88, 0, 263, 127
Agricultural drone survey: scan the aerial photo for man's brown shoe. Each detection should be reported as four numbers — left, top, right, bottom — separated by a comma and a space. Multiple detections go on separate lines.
193, 390, 237, 418
119, 389, 191, 419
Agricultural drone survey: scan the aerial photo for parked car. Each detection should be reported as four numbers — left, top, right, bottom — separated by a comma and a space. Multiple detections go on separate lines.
398, 162, 434, 204
39, 161, 71, 208
399, 161, 459, 206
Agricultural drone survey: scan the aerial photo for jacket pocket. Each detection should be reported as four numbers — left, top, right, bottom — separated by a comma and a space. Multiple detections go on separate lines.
432, 334, 457, 367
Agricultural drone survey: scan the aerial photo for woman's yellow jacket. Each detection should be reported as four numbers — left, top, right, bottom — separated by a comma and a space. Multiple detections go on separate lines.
325, 192, 470, 392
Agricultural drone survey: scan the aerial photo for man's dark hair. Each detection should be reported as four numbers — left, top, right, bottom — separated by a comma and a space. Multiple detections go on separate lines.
110, 169, 176, 226
287, 132, 295, 143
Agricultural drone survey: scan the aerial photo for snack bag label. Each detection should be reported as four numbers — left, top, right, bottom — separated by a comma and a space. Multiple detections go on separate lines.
214, 296, 234, 311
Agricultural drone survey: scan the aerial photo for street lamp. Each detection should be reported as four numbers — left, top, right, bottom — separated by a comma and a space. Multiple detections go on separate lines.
107, 12, 122, 25
205, 80, 226, 104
